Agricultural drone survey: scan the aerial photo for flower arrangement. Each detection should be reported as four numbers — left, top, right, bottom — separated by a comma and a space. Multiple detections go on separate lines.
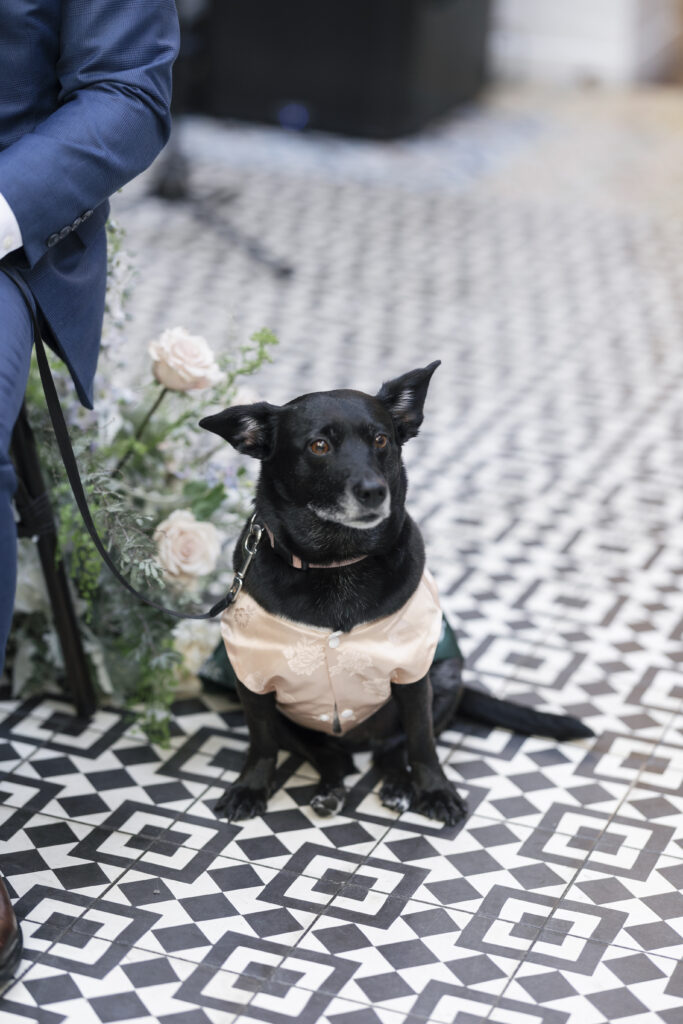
6, 220, 277, 742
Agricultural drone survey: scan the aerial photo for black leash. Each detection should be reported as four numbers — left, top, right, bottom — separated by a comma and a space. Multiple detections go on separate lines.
2, 265, 257, 621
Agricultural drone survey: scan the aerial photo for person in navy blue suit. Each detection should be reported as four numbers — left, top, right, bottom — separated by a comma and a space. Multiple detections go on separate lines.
0, 0, 178, 983
0, 0, 179, 666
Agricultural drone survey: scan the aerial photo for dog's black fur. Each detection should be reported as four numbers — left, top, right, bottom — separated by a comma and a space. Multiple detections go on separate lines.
200, 362, 592, 825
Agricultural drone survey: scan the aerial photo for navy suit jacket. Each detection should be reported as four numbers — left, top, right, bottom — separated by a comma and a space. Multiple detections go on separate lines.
0, 0, 179, 407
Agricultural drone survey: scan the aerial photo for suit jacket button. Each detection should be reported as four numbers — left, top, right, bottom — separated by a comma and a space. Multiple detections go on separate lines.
82, 209, 93, 220
58, 226, 71, 240
71, 216, 83, 229
47, 233, 60, 247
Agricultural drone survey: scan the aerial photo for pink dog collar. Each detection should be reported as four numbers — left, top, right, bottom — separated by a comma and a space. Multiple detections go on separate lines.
263, 524, 368, 571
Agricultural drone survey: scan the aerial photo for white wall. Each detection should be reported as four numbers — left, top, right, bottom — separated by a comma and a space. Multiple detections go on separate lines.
489, 0, 683, 84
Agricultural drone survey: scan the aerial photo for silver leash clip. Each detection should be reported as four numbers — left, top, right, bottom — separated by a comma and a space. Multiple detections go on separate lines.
226, 513, 263, 605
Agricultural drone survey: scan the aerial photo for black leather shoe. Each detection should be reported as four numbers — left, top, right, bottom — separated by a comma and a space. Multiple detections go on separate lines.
0, 877, 22, 990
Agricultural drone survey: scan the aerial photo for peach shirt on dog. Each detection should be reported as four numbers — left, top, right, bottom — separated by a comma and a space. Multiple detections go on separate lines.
220, 570, 443, 735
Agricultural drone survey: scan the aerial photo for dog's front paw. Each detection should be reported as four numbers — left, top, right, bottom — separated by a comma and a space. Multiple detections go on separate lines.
310, 784, 347, 818
412, 785, 468, 826
380, 774, 412, 813
215, 784, 268, 822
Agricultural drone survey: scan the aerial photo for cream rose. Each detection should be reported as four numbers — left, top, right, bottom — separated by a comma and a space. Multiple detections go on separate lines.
148, 326, 222, 391
153, 509, 221, 585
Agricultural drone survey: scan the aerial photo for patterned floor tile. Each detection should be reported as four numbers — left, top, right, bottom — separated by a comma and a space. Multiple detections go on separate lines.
367, 815, 576, 916
0, 811, 121, 903
0, 737, 38, 773
15, 741, 210, 827
443, 736, 633, 832
100, 857, 318, 965
542, 852, 683, 959
507, 949, 683, 1024
4, 948, 243, 1023
0, 697, 133, 755
293, 903, 513, 1017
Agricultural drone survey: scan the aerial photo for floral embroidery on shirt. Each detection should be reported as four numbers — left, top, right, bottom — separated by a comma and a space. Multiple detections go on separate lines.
329, 646, 374, 679
243, 670, 269, 693
388, 617, 418, 645
362, 677, 392, 699
283, 638, 326, 676
232, 604, 253, 629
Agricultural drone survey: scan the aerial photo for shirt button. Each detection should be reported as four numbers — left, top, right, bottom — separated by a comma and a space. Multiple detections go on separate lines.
319, 713, 330, 722
2, 234, 15, 250
328, 631, 342, 649
340, 709, 354, 720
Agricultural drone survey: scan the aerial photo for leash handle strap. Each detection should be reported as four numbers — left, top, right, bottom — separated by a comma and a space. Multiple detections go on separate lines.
2, 266, 233, 621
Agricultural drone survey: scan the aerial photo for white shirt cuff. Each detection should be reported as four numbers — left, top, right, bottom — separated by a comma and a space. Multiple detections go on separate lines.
0, 192, 23, 260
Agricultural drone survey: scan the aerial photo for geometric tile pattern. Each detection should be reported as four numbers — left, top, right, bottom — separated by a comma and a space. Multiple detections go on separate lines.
4, 88, 683, 1021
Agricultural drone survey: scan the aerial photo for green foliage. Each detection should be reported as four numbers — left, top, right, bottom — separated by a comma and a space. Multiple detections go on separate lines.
182, 481, 227, 521
8, 307, 278, 743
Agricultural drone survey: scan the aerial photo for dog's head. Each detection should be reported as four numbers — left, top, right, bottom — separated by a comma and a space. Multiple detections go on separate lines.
199, 361, 440, 545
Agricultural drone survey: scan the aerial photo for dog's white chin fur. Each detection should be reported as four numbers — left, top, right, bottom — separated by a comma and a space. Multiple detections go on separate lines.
308, 495, 391, 531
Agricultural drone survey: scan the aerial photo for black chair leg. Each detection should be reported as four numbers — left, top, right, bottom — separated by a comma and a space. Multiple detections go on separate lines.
11, 405, 96, 718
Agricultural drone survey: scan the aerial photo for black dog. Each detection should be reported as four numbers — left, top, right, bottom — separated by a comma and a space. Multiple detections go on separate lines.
200, 361, 591, 825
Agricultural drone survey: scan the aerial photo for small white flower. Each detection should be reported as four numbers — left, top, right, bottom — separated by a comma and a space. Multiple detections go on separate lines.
148, 326, 222, 392
172, 619, 221, 675
153, 509, 222, 586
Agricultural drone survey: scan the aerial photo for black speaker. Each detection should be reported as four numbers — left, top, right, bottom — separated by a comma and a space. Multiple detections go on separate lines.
197, 0, 491, 138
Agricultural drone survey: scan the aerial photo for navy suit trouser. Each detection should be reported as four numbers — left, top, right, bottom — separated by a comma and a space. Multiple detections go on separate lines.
0, 273, 34, 672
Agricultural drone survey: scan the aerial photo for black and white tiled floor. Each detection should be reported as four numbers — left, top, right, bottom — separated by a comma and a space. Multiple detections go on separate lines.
4, 88, 683, 1021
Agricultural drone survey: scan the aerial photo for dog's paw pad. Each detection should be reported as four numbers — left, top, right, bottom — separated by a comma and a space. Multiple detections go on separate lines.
382, 793, 411, 813
380, 776, 412, 813
310, 786, 346, 817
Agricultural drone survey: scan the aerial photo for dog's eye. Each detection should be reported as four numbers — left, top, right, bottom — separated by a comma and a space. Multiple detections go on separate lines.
374, 433, 388, 450
310, 439, 330, 455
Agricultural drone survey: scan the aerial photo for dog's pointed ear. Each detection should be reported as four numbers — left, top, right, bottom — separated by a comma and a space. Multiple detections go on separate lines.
375, 360, 440, 443
199, 402, 280, 460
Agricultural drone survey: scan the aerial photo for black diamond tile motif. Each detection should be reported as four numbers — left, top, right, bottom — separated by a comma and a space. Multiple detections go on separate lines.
122, 957, 180, 988
33, 756, 79, 778
606, 953, 667, 985
152, 923, 208, 953
179, 893, 236, 921
516, 969, 578, 1003
53, 863, 110, 891
378, 938, 440, 969
90, 991, 148, 1022
243, 907, 302, 938
119, 877, 175, 906
354, 972, 415, 1002
588, 986, 648, 1019
313, 923, 369, 954
57, 794, 109, 818
24, 972, 82, 1005
625, 921, 683, 951
446, 953, 506, 986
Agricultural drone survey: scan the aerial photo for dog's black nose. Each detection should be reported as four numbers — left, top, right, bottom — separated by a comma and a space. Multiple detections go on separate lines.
353, 476, 387, 509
